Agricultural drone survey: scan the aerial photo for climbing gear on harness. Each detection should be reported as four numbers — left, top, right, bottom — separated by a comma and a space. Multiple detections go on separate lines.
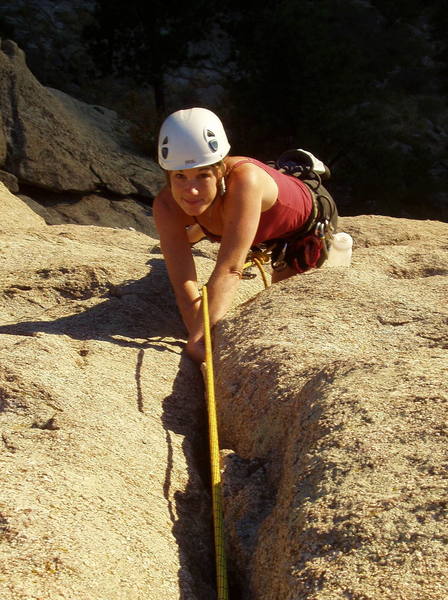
271, 241, 288, 271
264, 148, 338, 273
269, 197, 336, 273
158, 107, 230, 170
201, 286, 229, 600
270, 148, 331, 180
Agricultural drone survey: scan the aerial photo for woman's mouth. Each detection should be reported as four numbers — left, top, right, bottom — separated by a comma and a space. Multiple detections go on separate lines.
183, 197, 203, 205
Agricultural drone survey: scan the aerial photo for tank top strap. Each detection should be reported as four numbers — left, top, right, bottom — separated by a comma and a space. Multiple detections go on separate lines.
225, 158, 256, 177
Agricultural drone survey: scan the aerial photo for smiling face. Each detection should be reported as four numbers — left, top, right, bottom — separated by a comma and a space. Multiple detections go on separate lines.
168, 166, 221, 216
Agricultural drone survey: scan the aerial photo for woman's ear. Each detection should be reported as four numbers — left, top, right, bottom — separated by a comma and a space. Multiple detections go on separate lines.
218, 177, 227, 196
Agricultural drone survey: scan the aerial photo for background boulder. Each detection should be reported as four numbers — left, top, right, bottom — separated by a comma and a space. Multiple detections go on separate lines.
0, 39, 163, 198
0, 122, 6, 166
17, 192, 158, 237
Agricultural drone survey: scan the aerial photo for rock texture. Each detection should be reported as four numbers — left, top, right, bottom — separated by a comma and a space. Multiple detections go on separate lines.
214, 215, 448, 599
0, 182, 45, 229
0, 1, 96, 97
0, 182, 262, 600
0, 123, 6, 165
1, 179, 447, 599
17, 192, 158, 238
0, 39, 163, 198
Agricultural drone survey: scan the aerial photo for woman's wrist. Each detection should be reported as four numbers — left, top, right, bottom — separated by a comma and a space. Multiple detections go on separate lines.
186, 335, 205, 363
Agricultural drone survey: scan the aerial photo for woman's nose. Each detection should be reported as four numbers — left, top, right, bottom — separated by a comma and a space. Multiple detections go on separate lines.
185, 181, 200, 195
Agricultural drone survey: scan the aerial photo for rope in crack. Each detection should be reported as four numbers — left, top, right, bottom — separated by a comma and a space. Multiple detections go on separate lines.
201, 264, 268, 598
201, 284, 229, 600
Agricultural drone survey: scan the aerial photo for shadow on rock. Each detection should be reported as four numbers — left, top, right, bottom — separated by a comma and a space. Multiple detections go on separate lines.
161, 353, 216, 599
0, 258, 185, 352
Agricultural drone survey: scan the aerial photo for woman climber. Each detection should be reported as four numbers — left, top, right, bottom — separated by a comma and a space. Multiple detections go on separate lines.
153, 107, 338, 363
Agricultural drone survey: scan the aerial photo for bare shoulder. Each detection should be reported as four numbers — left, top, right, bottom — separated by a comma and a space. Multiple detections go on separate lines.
224, 156, 278, 210
225, 156, 263, 186
225, 155, 275, 184
226, 156, 259, 174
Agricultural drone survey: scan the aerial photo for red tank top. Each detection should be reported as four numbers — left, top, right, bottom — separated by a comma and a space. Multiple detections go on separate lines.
197, 158, 313, 245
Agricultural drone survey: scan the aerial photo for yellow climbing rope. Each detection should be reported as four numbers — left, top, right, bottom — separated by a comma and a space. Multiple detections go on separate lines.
252, 256, 269, 289
243, 250, 271, 289
201, 258, 268, 597
202, 285, 229, 600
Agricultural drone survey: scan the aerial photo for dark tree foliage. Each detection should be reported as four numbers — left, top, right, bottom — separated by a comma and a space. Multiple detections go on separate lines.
84, 0, 219, 116
81, 1, 448, 217
219, 0, 448, 218
2, 2, 446, 216
429, 1, 448, 95
0, 15, 14, 38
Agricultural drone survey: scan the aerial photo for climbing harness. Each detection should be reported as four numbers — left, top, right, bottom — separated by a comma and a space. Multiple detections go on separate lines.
201, 285, 229, 600
263, 149, 338, 273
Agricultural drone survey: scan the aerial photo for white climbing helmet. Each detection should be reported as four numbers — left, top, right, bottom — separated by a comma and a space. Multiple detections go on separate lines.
158, 107, 231, 171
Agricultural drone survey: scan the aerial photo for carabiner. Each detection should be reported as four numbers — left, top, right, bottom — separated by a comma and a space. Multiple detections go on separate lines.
314, 218, 330, 239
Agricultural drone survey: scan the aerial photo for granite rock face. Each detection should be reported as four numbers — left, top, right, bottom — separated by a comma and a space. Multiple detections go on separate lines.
214, 215, 448, 599
0, 182, 261, 600
1, 180, 447, 599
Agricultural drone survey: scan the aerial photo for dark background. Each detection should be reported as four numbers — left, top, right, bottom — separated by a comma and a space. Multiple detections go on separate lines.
1, 0, 447, 220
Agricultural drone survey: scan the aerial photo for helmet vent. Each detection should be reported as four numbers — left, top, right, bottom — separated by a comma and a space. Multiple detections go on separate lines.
161, 136, 169, 159
203, 126, 219, 153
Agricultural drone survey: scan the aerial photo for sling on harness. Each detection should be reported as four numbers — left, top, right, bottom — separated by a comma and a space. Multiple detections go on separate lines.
263, 148, 338, 273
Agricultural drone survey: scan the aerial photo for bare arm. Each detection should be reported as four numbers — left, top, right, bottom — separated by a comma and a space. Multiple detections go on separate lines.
187, 164, 264, 359
153, 187, 201, 334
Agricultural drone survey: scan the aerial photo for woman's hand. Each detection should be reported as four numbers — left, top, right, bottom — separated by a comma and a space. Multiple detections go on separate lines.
186, 336, 206, 364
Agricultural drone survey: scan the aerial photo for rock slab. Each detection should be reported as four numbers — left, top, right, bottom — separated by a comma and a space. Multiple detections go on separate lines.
0, 183, 262, 600
214, 215, 448, 599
